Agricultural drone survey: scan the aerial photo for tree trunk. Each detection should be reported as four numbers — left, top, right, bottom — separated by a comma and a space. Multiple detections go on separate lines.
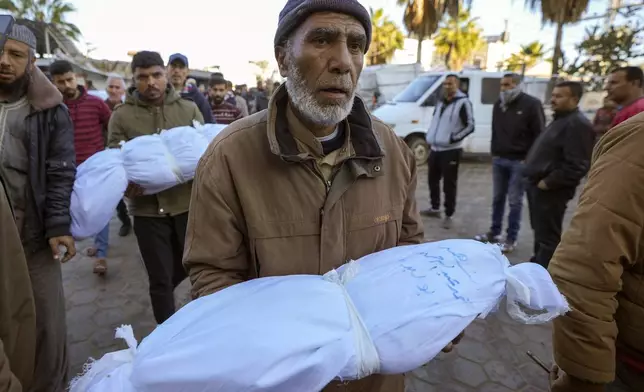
416, 37, 423, 64
551, 21, 564, 77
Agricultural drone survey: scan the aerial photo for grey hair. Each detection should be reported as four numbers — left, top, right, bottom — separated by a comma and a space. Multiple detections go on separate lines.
503, 73, 522, 85
106, 73, 126, 87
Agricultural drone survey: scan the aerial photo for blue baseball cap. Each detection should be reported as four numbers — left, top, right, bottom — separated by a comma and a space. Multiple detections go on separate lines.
168, 53, 188, 67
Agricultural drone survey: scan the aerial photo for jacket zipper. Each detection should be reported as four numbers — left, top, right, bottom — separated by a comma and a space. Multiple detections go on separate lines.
302, 162, 330, 274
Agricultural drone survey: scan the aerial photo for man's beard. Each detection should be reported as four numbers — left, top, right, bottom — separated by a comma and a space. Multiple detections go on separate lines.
0, 69, 30, 97
285, 60, 355, 127
211, 96, 223, 105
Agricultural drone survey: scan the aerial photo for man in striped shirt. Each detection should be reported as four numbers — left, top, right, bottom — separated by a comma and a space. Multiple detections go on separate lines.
208, 75, 242, 125
50, 60, 112, 276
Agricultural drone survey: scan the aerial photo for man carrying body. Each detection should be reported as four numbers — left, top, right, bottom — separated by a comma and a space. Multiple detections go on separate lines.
208, 75, 242, 124
474, 73, 544, 253
167, 53, 214, 124
607, 66, 644, 127
183, 1, 466, 390
50, 60, 112, 275
523, 81, 594, 269
0, 25, 76, 392
548, 113, 644, 392
108, 51, 203, 325
104, 74, 132, 236
422, 74, 475, 229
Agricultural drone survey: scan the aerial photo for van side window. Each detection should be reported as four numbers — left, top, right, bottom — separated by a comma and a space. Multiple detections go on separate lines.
482, 78, 502, 104
459, 78, 470, 96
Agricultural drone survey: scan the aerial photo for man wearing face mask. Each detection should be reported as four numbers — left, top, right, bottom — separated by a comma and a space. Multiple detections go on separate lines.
108, 51, 203, 325
0, 25, 76, 392
474, 73, 545, 253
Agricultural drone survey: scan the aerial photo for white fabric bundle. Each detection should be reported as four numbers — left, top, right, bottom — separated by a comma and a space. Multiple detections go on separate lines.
69, 240, 569, 392
70, 149, 128, 238
70, 123, 226, 238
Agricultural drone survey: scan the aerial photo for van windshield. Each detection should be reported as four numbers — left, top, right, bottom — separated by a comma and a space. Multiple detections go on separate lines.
393, 75, 440, 103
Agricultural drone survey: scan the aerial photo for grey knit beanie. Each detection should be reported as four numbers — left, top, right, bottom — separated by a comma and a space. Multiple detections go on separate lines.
8, 25, 37, 50
274, 0, 372, 52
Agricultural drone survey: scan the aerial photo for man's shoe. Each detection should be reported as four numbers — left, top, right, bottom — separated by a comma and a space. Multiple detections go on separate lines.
474, 232, 502, 243
119, 224, 131, 237
442, 216, 453, 229
421, 208, 441, 218
93, 258, 107, 276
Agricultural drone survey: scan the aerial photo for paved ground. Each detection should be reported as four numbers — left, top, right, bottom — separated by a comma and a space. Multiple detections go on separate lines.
63, 162, 578, 390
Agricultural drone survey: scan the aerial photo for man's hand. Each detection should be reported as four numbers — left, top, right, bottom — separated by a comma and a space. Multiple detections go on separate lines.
549, 365, 605, 392
538, 180, 549, 190
441, 331, 464, 353
125, 182, 144, 198
48, 236, 76, 263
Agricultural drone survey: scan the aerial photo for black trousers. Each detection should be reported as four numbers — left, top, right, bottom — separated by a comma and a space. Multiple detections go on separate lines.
526, 185, 575, 268
428, 148, 462, 217
116, 199, 131, 227
134, 213, 188, 324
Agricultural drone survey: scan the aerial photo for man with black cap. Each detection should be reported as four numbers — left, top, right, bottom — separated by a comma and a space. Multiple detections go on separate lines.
167, 53, 214, 123
184, 1, 462, 391
0, 25, 76, 392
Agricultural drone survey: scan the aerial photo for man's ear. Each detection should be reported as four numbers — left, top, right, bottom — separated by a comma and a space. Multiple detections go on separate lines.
275, 46, 288, 78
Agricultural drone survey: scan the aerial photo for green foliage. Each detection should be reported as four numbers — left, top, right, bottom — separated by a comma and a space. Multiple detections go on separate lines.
564, 23, 643, 90
505, 41, 546, 72
0, 0, 81, 40
433, 10, 484, 70
367, 7, 405, 65
396, 0, 473, 63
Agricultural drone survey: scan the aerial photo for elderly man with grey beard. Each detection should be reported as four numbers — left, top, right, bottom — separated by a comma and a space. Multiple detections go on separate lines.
0, 25, 76, 392
183, 1, 465, 391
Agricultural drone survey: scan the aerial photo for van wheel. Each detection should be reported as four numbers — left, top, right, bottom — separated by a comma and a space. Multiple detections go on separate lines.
407, 136, 429, 166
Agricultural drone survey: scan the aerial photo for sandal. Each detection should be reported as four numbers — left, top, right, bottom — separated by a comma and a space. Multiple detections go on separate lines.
93, 259, 107, 276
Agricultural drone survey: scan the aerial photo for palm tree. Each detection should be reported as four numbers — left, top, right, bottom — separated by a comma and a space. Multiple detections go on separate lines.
505, 41, 546, 72
0, 0, 81, 40
396, 0, 473, 63
367, 7, 405, 66
433, 10, 483, 70
523, 0, 622, 78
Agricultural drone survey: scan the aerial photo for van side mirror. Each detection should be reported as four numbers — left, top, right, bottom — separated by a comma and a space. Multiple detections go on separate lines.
422, 95, 437, 107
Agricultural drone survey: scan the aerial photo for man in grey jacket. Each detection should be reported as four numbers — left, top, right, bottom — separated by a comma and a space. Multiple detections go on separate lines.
422, 74, 475, 229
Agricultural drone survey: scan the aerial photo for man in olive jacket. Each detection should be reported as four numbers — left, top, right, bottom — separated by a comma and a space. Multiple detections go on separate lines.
0, 177, 36, 392
108, 51, 203, 324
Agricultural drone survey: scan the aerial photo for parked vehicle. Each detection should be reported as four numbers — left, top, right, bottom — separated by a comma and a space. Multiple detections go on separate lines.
372, 71, 549, 165
357, 63, 424, 111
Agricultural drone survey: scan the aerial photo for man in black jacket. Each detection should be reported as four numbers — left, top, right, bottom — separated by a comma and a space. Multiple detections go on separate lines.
167, 53, 214, 123
0, 25, 76, 392
475, 73, 545, 253
524, 81, 594, 269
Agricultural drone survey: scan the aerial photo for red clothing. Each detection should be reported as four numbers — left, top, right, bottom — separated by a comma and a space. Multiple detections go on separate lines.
611, 97, 644, 127
64, 87, 111, 165
210, 101, 241, 125
592, 107, 617, 136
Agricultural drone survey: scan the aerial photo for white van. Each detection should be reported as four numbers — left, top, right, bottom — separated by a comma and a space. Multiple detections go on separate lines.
372, 71, 548, 164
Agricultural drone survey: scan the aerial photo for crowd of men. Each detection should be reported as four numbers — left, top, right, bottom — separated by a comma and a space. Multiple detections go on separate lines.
1, 0, 644, 391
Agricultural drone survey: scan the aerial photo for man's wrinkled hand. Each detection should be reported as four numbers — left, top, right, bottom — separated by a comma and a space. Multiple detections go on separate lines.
125, 182, 144, 198
48, 236, 76, 263
441, 331, 464, 353
549, 365, 605, 392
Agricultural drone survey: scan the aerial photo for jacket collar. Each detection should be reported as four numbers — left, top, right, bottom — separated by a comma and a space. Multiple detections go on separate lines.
266, 83, 384, 163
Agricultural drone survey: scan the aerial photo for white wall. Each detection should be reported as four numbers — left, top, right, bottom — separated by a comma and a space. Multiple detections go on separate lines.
390, 38, 435, 68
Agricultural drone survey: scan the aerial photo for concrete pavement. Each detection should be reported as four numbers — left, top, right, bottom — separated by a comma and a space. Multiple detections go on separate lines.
62, 162, 577, 390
